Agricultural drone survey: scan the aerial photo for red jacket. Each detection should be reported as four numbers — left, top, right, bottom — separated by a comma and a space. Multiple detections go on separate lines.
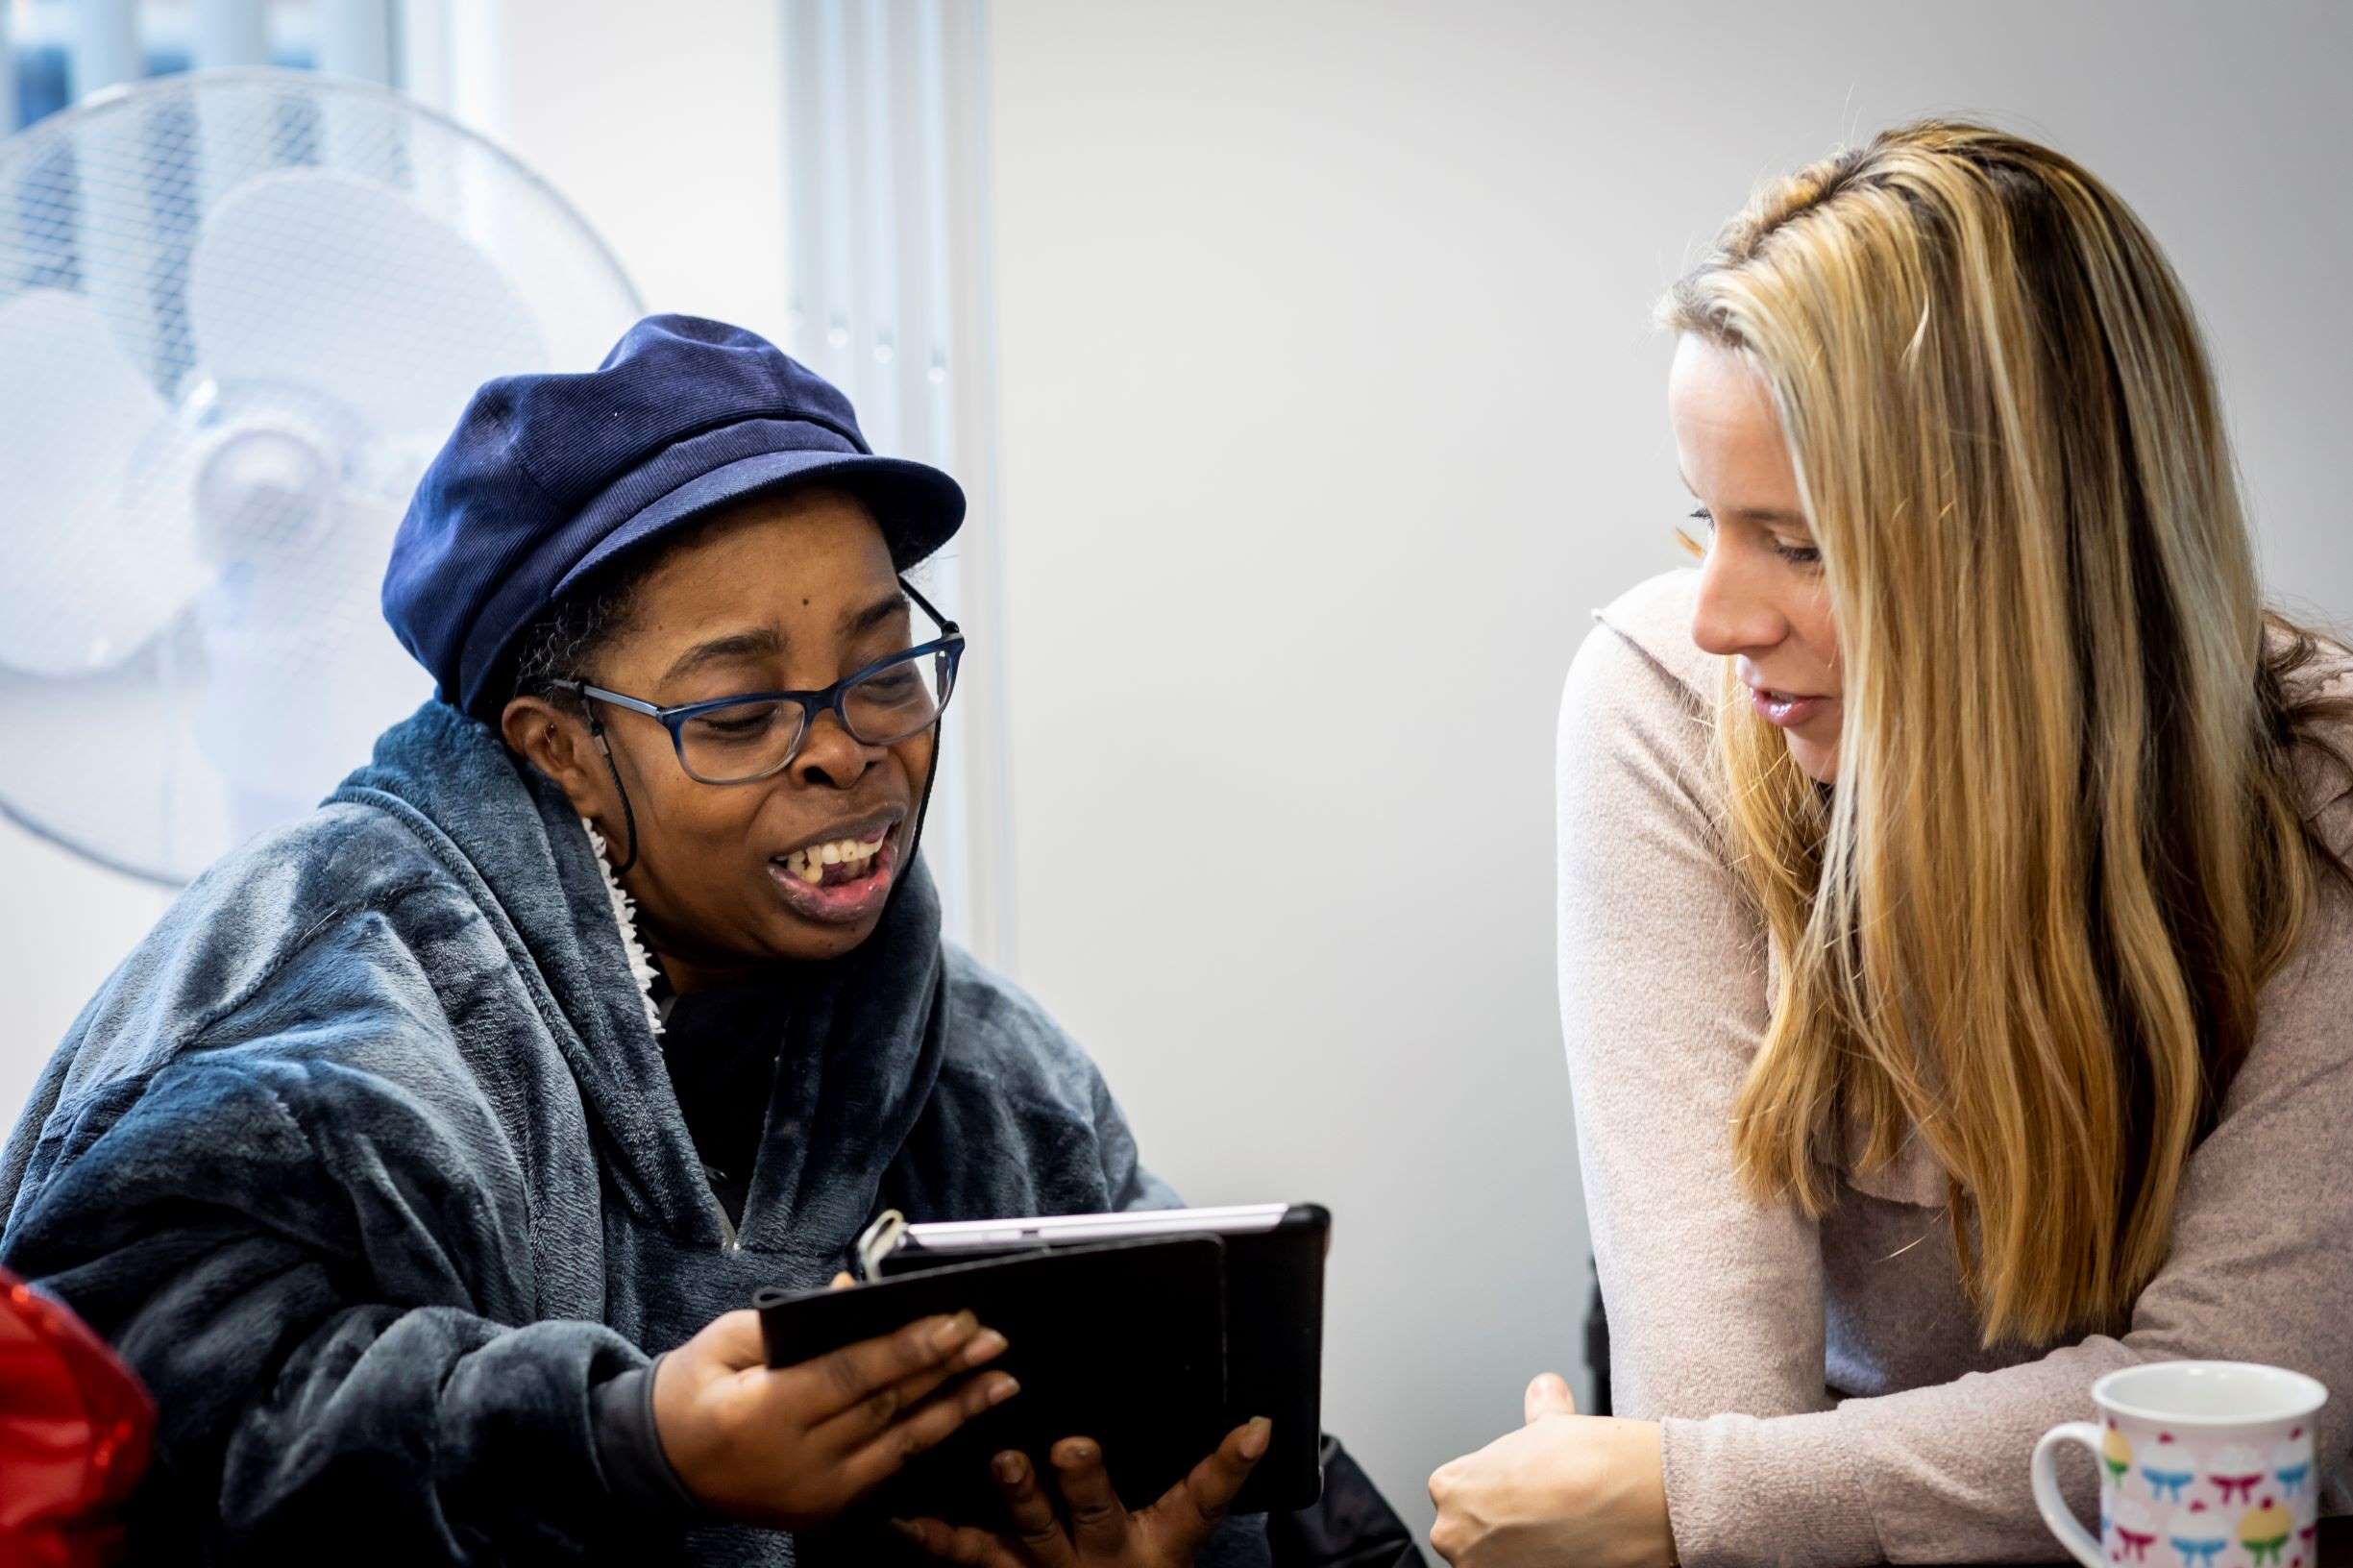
0, 1269, 152, 1568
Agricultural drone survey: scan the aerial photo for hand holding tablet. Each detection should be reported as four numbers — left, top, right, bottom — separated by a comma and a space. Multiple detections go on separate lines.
649, 1302, 1019, 1531
890, 1418, 1273, 1568
755, 1203, 1332, 1535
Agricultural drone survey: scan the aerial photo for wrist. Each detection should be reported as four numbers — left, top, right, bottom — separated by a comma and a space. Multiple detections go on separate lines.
1633, 1420, 1677, 1566
594, 1355, 702, 1519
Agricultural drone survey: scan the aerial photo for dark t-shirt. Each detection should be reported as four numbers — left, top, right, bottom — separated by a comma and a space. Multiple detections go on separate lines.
653, 973, 785, 1229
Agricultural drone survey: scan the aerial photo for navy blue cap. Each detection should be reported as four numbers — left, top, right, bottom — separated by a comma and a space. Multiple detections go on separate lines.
382, 313, 966, 720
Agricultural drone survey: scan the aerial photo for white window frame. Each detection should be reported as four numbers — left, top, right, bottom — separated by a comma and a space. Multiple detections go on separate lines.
777, 0, 1012, 962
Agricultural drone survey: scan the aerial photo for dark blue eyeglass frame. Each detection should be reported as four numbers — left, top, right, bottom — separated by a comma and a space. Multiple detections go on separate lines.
552, 576, 963, 786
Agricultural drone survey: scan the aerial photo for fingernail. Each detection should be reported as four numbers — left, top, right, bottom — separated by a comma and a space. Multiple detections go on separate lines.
987, 1374, 1020, 1406
929, 1311, 976, 1350
1061, 1438, 1098, 1464
993, 1450, 1025, 1483
961, 1328, 1008, 1365
888, 1518, 923, 1541
1240, 1417, 1272, 1458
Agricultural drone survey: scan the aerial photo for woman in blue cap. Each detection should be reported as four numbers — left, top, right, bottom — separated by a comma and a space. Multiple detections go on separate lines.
0, 317, 1409, 1567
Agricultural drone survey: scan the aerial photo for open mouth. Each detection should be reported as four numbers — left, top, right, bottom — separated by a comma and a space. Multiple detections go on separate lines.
774, 828, 889, 889
768, 822, 899, 923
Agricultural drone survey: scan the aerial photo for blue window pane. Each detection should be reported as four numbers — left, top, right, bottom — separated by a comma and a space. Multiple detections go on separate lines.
7, 17, 323, 135
15, 48, 70, 132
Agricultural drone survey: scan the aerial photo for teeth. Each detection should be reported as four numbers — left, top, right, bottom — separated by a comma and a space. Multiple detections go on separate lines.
779, 834, 886, 887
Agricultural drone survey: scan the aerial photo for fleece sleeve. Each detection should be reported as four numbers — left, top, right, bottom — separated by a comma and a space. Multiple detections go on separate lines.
0, 933, 687, 1561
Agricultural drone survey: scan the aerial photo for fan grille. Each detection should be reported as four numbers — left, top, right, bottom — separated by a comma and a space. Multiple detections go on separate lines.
0, 68, 641, 884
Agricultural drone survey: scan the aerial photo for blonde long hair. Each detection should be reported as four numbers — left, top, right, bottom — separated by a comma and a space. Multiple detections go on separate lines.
1661, 120, 2353, 1345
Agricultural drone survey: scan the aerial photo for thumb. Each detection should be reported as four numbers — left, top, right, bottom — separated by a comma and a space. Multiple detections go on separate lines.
1524, 1371, 1578, 1424
692, 1308, 771, 1373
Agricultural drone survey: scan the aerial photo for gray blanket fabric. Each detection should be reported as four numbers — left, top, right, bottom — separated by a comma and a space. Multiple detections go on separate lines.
0, 701, 1265, 1566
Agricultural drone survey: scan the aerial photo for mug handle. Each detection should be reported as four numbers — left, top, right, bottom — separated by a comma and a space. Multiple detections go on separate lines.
2030, 1422, 2106, 1568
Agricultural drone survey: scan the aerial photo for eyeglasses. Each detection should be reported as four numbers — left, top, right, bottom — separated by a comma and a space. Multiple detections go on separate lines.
554, 578, 964, 786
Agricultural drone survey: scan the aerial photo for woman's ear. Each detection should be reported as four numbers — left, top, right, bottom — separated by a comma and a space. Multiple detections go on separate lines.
501, 696, 605, 817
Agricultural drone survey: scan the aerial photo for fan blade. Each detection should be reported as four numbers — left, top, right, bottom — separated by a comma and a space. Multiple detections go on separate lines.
186, 168, 549, 438
0, 289, 208, 676
193, 484, 429, 812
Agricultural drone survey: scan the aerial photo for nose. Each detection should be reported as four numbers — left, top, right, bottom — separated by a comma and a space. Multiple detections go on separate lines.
789, 708, 885, 790
1689, 527, 1790, 661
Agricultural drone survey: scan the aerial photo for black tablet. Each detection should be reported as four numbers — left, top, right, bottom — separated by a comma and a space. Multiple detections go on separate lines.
756, 1202, 1330, 1526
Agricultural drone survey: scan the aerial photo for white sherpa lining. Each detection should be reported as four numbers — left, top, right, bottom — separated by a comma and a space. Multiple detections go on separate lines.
580, 817, 664, 1039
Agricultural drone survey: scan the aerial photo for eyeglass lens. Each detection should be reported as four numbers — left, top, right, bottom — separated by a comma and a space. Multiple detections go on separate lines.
675, 649, 953, 783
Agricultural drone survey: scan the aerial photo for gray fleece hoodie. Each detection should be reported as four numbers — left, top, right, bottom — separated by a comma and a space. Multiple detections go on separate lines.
0, 701, 1262, 1565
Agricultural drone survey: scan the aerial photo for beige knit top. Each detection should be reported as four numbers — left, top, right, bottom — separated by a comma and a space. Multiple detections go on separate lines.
1556, 569, 2353, 1566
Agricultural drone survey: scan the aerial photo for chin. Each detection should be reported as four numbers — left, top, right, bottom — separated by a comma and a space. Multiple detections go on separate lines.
1786, 736, 1840, 785
766, 911, 885, 963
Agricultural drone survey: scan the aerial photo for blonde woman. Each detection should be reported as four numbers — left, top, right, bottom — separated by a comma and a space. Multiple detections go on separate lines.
1428, 121, 2353, 1567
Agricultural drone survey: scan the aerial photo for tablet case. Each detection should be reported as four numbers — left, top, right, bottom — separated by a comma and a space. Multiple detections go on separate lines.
756, 1236, 1229, 1531
1196, 1205, 1330, 1513
857, 1203, 1330, 1517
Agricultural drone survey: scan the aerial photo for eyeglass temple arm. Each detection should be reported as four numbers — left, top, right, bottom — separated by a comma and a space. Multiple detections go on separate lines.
552, 685, 644, 877
555, 679, 663, 718
899, 575, 961, 635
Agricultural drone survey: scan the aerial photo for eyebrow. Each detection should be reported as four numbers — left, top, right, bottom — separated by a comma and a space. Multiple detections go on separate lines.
662, 628, 784, 684
657, 590, 913, 685
841, 589, 912, 639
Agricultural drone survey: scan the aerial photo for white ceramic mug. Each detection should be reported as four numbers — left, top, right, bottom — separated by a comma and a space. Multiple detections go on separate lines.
2032, 1360, 2327, 1568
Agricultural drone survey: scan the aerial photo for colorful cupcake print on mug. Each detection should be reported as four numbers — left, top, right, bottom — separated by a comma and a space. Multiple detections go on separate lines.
2163, 1501, 2229, 1568
2101, 1421, 2134, 1483
2273, 1430, 2313, 1498
2238, 1495, 2292, 1566
2210, 1443, 2267, 1506
2140, 1430, 2195, 1502
2031, 1360, 2327, 1568
2106, 1497, 2157, 1562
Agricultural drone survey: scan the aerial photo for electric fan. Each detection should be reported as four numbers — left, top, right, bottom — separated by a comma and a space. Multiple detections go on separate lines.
0, 67, 643, 883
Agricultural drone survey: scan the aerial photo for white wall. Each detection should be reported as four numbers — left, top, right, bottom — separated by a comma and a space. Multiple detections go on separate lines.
986, 0, 2353, 1538
484, 0, 791, 344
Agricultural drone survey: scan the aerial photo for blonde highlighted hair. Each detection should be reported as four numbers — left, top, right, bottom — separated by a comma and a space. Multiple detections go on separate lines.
1660, 119, 2353, 1345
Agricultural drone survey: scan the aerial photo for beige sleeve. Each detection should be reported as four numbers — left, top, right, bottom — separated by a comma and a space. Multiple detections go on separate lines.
1655, 804, 2353, 1565
1556, 611, 1831, 1426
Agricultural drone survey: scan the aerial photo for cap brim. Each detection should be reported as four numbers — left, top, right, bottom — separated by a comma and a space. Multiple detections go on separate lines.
553, 447, 966, 601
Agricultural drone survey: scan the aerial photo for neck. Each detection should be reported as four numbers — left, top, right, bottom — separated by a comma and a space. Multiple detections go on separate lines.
648, 945, 769, 996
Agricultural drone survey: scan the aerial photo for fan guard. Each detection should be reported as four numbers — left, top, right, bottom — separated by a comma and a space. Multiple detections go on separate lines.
0, 68, 642, 883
